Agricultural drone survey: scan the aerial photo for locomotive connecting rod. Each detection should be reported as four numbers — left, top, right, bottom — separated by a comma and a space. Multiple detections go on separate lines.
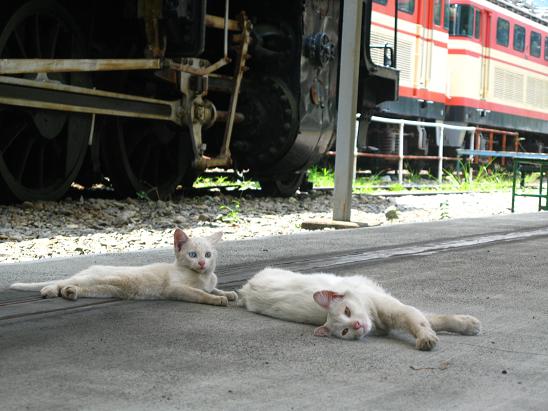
0, 59, 163, 75
0, 75, 242, 126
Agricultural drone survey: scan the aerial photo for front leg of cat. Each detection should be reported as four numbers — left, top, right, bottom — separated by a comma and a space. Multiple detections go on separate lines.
163, 285, 228, 306
211, 288, 238, 301
379, 302, 439, 351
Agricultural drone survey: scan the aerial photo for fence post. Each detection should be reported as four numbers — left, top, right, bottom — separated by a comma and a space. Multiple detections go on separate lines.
398, 122, 404, 184
438, 125, 444, 183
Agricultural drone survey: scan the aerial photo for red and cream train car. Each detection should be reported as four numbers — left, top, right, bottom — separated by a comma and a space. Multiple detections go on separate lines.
366, 0, 548, 159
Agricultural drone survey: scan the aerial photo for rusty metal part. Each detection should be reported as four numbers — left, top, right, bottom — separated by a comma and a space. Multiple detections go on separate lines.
216, 111, 244, 123
141, 0, 166, 58
473, 127, 520, 166
213, 11, 252, 168
205, 14, 240, 31
0, 59, 163, 75
169, 57, 231, 76
0, 56, 233, 77
0, 75, 179, 122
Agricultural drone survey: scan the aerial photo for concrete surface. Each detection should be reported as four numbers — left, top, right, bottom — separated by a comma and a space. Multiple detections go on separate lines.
1, 213, 548, 410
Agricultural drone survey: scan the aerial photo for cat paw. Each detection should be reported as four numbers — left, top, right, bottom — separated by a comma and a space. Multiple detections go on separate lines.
40, 285, 60, 298
225, 291, 238, 301
214, 296, 228, 306
458, 315, 481, 335
416, 329, 439, 351
60, 285, 79, 301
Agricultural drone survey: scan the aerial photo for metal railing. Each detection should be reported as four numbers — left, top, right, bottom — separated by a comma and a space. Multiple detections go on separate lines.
329, 117, 477, 184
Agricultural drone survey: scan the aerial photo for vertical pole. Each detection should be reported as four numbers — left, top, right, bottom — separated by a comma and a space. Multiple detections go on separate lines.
511, 159, 518, 213
538, 164, 544, 212
438, 125, 444, 184
398, 122, 404, 185
333, 0, 363, 222
468, 130, 475, 184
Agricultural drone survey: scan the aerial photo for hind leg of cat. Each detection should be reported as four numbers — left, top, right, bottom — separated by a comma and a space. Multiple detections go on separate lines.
427, 314, 481, 335
41, 284, 61, 298
40, 281, 72, 298
379, 303, 439, 351
61, 284, 124, 300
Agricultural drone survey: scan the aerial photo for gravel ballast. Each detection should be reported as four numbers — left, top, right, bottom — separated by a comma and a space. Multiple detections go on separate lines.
0, 190, 542, 264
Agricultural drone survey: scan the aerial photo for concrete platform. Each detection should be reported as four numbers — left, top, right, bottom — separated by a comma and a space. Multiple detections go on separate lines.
1, 213, 547, 410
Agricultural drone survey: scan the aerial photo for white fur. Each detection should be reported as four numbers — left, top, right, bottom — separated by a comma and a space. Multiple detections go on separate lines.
11, 229, 237, 306
239, 268, 481, 350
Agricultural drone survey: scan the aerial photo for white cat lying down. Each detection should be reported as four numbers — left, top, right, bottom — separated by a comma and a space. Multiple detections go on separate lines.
238, 268, 481, 351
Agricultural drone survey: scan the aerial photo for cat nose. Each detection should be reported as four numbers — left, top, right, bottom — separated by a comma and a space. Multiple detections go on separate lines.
353, 321, 362, 330
198, 260, 205, 268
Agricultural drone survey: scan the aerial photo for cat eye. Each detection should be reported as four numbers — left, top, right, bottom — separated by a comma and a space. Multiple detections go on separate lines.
205, 251, 211, 258
341, 328, 349, 336
344, 307, 351, 317
188, 251, 197, 258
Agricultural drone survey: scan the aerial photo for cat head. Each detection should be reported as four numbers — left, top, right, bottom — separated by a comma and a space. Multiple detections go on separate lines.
173, 228, 222, 274
312, 290, 372, 340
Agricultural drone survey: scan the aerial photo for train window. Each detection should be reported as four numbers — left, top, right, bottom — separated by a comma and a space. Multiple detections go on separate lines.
397, 0, 415, 14
530, 31, 541, 57
545, 37, 548, 61
448, 4, 474, 37
434, 0, 442, 26
444, 1, 450, 30
373, 0, 388, 4
474, 10, 480, 39
496, 18, 510, 47
513, 25, 525, 52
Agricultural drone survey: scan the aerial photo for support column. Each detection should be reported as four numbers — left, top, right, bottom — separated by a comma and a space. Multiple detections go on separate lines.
333, 0, 363, 222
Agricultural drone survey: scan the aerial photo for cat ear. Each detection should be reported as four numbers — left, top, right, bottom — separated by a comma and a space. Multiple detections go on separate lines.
313, 290, 345, 309
207, 231, 223, 244
174, 228, 189, 252
313, 325, 331, 337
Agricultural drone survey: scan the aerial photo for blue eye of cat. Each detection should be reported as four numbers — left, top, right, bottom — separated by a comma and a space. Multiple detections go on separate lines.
205, 251, 211, 258
188, 251, 197, 258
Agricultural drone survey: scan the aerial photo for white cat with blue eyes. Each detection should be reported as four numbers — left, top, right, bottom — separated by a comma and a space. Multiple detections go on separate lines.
10, 228, 237, 306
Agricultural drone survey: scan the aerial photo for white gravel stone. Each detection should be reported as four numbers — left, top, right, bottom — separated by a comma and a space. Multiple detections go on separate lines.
0, 190, 542, 264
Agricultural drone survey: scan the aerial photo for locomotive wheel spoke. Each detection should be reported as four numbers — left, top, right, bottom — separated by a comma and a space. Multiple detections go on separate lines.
101, 118, 190, 200
37, 143, 46, 188
48, 21, 60, 58
34, 15, 42, 57
15, 138, 35, 182
14, 27, 27, 58
1, 121, 28, 153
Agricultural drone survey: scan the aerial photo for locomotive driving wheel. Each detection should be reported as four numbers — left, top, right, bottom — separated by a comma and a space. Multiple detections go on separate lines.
101, 117, 190, 200
0, 0, 91, 202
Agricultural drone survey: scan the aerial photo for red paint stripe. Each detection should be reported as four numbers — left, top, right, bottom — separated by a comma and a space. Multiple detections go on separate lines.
447, 97, 548, 120
399, 86, 446, 103
398, 86, 548, 121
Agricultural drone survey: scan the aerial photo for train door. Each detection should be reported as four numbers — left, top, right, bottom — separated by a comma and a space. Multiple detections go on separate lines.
479, 10, 491, 100
416, 0, 431, 91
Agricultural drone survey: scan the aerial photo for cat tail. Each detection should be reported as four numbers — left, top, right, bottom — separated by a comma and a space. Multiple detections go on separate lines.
10, 281, 56, 291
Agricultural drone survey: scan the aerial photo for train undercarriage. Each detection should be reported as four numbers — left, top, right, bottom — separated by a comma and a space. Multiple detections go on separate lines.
0, 0, 348, 201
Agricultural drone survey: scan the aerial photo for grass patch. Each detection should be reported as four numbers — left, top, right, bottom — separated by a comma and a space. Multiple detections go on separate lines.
306, 164, 538, 194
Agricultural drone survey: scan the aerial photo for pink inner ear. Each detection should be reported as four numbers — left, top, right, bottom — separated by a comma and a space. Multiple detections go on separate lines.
314, 325, 330, 337
313, 290, 345, 309
174, 228, 189, 251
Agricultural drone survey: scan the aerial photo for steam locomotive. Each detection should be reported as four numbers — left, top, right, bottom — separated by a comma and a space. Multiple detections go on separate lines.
0, 0, 398, 202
